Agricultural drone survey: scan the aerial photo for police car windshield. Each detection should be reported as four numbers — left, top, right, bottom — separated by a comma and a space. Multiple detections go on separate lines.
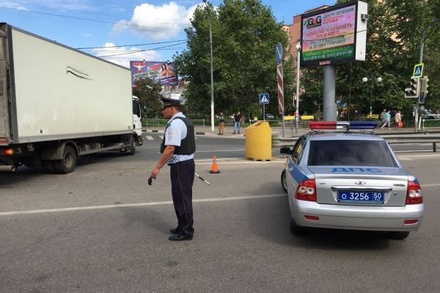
307, 140, 398, 167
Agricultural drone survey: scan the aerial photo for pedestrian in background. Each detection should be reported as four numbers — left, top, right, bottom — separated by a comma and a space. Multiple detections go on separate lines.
232, 111, 243, 134
381, 110, 391, 130
149, 96, 196, 241
395, 110, 402, 128
380, 109, 386, 125
218, 112, 225, 135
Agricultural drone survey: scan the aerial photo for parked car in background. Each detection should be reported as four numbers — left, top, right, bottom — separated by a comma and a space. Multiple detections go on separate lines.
280, 121, 424, 240
421, 109, 440, 119
265, 113, 274, 119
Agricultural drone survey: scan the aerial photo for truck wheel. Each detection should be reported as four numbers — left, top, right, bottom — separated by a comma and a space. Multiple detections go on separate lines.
53, 146, 77, 174
124, 136, 136, 155
3, 158, 18, 172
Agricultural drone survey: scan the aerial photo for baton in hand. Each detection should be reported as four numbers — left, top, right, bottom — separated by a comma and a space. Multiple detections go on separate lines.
195, 172, 210, 185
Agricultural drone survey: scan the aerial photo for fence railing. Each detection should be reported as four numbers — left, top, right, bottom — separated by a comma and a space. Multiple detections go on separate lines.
272, 132, 440, 152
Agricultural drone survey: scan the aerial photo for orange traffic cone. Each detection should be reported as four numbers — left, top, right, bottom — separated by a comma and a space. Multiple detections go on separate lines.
209, 156, 221, 174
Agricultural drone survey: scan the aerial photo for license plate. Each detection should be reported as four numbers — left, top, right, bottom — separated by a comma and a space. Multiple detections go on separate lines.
337, 191, 384, 203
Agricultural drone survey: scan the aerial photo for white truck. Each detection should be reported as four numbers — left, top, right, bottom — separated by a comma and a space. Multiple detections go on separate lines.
0, 23, 143, 174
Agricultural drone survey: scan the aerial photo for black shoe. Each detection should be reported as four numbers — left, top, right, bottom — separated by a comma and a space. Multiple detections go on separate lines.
170, 228, 180, 234
168, 234, 193, 241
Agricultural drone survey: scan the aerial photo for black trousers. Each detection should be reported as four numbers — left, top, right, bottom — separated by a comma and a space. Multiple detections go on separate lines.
170, 159, 195, 237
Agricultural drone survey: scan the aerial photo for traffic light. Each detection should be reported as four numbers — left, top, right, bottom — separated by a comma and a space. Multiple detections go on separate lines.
404, 77, 419, 98
419, 76, 429, 104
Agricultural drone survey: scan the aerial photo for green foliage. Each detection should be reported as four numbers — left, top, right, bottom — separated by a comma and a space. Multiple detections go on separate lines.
174, 0, 440, 121
132, 78, 163, 118
174, 0, 294, 120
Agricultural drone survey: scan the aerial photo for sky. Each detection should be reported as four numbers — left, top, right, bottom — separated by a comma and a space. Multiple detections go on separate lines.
1, 0, 335, 68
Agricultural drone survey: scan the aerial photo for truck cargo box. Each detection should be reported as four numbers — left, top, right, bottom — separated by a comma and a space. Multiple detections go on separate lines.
0, 23, 133, 145
0, 23, 142, 174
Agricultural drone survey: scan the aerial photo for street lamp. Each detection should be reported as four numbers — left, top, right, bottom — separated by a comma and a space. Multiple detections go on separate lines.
362, 76, 382, 119
203, 0, 215, 132
295, 41, 301, 134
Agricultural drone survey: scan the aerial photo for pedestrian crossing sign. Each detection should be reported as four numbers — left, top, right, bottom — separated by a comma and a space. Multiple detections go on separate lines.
259, 93, 269, 105
413, 63, 424, 77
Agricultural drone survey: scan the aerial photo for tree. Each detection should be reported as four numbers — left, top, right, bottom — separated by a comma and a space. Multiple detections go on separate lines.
388, 0, 440, 111
174, 0, 294, 120
132, 78, 163, 118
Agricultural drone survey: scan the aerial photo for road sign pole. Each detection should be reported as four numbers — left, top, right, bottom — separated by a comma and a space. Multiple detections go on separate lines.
263, 104, 266, 121
275, 43, 284, 137
277, 64, 284, 137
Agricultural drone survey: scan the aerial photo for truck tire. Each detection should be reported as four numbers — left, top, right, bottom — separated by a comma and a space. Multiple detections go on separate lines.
53, 146, 77, 174
123, 136, 136, 155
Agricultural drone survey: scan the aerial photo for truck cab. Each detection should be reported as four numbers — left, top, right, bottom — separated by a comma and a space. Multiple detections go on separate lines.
132, 96, 144, 146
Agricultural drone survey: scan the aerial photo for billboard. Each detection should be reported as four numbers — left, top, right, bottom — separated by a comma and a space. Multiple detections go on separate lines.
300, 1, 367, 67
130, 61, 178, 87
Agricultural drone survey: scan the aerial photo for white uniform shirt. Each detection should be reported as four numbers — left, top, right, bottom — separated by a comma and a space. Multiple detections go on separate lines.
165, 112, 195, 164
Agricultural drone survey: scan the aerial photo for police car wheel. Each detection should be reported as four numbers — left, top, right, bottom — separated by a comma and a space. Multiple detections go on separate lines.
290, 219, 306, 235
281, 170, 287, 193
388, 231, 410, 240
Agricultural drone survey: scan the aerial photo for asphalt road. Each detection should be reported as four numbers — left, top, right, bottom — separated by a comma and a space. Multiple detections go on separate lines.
1, 134, 440, 293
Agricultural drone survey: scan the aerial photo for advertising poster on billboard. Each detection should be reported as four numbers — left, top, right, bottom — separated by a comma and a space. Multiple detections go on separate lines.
301, 2, 359, 67
130, 61, 178, 87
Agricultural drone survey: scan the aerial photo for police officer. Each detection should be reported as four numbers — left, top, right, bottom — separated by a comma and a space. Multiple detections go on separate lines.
150, 96, 196, 241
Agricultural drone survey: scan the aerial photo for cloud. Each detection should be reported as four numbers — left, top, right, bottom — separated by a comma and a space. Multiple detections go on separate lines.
92, 43, 161, 68
0, 1, 28, 10
112, 1, 199, 41
0, 0, 93, 11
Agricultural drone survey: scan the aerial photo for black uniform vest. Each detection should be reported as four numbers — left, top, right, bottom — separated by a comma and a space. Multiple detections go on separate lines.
160, 117, 196, 154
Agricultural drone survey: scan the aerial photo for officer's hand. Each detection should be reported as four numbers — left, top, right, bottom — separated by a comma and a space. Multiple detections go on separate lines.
150, 167, 160, 179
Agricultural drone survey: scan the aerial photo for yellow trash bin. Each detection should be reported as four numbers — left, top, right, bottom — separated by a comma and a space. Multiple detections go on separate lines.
245, 121, 272, 161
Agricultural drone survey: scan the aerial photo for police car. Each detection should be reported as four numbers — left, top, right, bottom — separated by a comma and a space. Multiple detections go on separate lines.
280, 121, 424, 240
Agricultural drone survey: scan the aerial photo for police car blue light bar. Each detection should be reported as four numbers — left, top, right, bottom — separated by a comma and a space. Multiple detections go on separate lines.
309, 121, 378, 131
348, 121, 378, 130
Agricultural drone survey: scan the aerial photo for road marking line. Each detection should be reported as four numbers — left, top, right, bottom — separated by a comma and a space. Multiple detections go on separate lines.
0, 194, 286, 217
196, 148, 245, 153
422, 183, 440, 187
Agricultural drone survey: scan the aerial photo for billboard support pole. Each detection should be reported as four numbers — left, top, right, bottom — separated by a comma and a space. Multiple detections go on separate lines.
323, 65, 336, 121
